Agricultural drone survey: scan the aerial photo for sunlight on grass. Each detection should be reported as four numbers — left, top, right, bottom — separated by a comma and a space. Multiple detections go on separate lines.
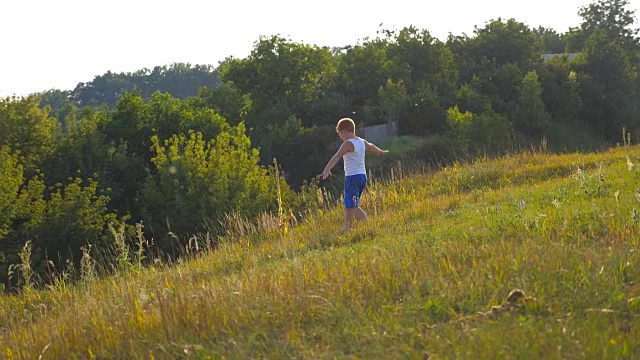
2, 146, 640, 358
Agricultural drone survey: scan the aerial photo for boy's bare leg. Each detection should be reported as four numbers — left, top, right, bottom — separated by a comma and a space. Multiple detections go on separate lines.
344, 208, 355, 232
355, 207, 368, 221
343, 207, 367, 232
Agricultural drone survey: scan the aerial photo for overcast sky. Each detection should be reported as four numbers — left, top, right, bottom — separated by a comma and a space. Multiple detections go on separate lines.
1, 0, 638, 97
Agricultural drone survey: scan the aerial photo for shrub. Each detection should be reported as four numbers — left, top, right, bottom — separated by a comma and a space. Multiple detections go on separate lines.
143, 124, 287, 250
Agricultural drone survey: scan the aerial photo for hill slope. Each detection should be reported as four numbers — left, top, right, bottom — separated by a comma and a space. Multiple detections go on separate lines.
2, 146, 640, 359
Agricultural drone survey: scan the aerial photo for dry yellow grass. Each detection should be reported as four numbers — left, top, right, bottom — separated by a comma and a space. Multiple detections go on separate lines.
2, 145, 640, 358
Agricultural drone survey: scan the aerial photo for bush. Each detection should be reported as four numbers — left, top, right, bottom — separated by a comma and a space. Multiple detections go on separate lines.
399, 84, 447, 136
34, 178, 117, 268
2, 172, 117, 287
469, 107, 513, 150
143, 124, 287, 250
513, 70, 551, 135
0, 147, 22, 239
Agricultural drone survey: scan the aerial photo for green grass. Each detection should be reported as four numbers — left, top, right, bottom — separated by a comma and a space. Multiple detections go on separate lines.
2, 145, 640, 359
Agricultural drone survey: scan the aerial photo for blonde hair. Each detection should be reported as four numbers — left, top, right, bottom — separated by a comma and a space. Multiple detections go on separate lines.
336, 117, 356, 133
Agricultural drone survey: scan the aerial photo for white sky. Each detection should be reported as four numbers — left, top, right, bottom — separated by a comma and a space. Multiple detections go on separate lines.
1, 0, 637, 97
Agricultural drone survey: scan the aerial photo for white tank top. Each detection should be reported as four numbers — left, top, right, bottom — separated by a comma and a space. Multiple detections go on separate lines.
343, 137, 366, 176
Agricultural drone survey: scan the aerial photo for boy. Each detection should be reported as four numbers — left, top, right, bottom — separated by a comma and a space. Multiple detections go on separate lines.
321, 118, 388, 232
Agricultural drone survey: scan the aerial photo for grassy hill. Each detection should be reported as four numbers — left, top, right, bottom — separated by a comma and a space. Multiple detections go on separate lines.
2, 145, 640, 359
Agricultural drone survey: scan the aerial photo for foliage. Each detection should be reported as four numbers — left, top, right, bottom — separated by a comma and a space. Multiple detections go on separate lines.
399, 83, 446, 135
260, 116, 334, 189
219, 36, 336, 128
446, 106, 474, 140
579, 0, 639, 53
537, 58, 583, 124
194, 83, 249, 125
0, 96, 60, 173
386, 26, 458, 104
33, 178, 117, 268
444, 104, 513, 153
468, 107, 513, 149
534, 26, 567, 53
36, 89, 76, 127
513, 70, 551, 135
377, 79, 410, 122
142, 125, 285, 250
71, 63, 220, 108
0, 165, 116, 285
332, 38, 394, 119
455, 83, 486, 114
472, 18, 541, 70
0, 147, 23, 239
572, 29, 638, 139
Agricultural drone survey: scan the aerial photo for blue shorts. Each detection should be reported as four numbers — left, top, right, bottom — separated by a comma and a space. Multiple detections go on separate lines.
344, 174, 368, 209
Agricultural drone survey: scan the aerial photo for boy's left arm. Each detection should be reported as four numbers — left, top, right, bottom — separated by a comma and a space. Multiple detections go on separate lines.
365, 140, 389, 155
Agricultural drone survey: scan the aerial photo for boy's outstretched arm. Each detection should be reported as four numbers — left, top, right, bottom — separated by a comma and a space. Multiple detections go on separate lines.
321, 142, 353, 180
365, 140, 389, 156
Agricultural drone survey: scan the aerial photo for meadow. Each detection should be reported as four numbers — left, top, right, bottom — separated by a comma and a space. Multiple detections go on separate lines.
2, 144, 640, 359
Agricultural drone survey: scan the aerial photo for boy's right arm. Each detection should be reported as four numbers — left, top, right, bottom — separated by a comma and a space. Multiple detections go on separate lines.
321, 142, 353, 179
365, 141, 388, 155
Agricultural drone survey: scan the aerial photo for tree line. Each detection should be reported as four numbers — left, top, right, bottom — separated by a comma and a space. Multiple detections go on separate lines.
1, 0, 639, 288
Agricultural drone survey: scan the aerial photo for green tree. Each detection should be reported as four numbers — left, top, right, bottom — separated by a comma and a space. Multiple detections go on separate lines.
0, 147, 22, 239
513, 70, 551, 135
0, 96, 60, 173
71, 63, 219, 108
572, 30, 638, 138
387, 27, 458, 104
472, 19, 541, 70
145, 92, 228, 142
455, 83, 486, 114
1, 172, 116, 286
36, 89, 75, 129
333, 38, 394, 121
195, 83, 250, 125
219, 36, 335, 128
473, 63, 524, 115
446, 34, 476, 85
538, 58, 583, 123
400, 83, 447, 136
378, 79, 410, 123
103, 91, 229, 164
579, 0, 639, 53
469, 107, 513, 148
449, 19, 539, 118
101, 91, 151, 161
40, 107, 145, 219
92, 91, 235, 222
534, 27, 567, 53
265, 116, 334, 188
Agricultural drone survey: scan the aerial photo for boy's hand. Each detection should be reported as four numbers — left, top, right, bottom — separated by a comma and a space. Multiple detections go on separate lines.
321, 169, 332, 180
377, 149, 389, 156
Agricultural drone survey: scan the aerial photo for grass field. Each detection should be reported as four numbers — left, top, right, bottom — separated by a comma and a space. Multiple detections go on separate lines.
2, 145, 640, 359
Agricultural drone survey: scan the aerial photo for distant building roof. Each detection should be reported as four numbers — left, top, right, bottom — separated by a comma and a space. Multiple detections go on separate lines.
541, 53, 581, 61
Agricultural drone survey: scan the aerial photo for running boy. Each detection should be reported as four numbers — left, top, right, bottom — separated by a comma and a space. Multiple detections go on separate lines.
321, 118, 388, 232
